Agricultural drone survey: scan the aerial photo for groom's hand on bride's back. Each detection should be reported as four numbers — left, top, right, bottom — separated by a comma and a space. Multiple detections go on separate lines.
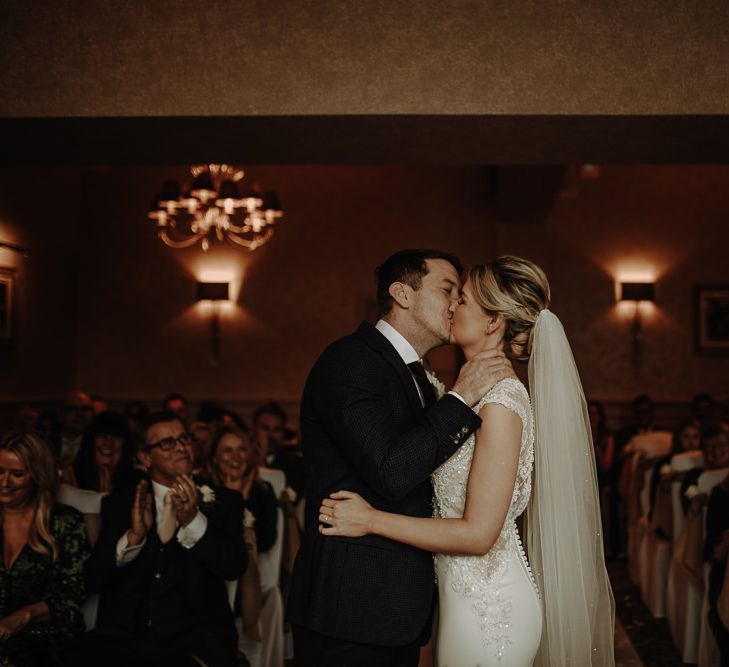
451, 350, 515, 407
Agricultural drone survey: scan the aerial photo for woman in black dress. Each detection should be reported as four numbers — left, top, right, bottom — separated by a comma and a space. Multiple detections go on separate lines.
0, 430, 89, 666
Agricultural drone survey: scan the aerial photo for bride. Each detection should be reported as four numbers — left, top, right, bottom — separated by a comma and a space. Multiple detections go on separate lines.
318, 256, 615, 666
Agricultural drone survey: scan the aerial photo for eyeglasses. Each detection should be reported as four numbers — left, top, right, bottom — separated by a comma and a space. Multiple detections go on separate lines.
144, 432, 193, 452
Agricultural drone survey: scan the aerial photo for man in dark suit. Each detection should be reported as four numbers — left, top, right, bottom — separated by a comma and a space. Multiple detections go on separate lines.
70, 411, 247, 667
288, 249, 512, 666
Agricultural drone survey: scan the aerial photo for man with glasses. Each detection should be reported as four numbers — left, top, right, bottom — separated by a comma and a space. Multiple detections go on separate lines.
74, 412, 247, 667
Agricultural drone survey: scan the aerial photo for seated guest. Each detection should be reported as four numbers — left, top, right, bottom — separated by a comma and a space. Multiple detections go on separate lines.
64, 411, 137, 493
162, 393, 189, 425
252, 402, 305, 500
123, 401, 148, 434
189, 421, 214, 477
89, 395, 108, 416
648, 420, 702, 520
705, 469, 729, 666
0, 430, 89, 667
59, 391, 94, 469
692, 392, 721, 433
75, 412, 247, 667
588, 400, 616, 558
680, 427, 729, 515
209, 427, 277, 555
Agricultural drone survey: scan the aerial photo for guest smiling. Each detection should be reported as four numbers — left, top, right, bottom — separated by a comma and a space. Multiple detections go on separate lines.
0, 430, 89, 667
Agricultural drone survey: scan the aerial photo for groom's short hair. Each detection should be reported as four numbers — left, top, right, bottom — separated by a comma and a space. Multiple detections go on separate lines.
375, 249, 462, 316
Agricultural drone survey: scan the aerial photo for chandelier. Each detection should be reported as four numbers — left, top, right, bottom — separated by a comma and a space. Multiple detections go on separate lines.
148, 164, 283, 251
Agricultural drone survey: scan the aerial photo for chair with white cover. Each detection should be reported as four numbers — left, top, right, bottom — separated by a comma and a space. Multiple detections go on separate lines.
57, 483, 108, 631
698, 562, 722, 667
645, 450, 705, 618
625, 432, 672, 584
667, 466, 729, 664
236, 467, 286, 667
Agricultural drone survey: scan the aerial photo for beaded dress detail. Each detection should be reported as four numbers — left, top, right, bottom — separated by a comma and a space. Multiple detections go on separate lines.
431, 378, 541, 665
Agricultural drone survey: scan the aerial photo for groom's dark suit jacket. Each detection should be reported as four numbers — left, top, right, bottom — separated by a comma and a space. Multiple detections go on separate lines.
288, 321, 482, 647
84, 478, 247, 665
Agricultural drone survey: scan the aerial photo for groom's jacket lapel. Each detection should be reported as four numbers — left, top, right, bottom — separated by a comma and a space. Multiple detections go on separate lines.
355, 321, 423, 417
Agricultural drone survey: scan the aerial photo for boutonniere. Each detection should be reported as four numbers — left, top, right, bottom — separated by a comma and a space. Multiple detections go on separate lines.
684, 484, 700, 500
425, 369, 446, 399
243, 508, 256, 529
659, 464, 672, 478
198, 484, 216, 506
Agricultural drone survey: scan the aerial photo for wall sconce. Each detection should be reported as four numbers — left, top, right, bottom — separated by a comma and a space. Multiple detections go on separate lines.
619, 282, 656, 365
196, 281, 230, 366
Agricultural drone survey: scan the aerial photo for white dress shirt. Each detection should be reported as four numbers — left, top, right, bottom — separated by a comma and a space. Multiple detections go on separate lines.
375, 319, 466, 407
115, 480, 208, 565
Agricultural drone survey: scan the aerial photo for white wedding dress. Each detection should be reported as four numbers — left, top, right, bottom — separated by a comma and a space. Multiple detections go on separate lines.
432, 377, 542, 667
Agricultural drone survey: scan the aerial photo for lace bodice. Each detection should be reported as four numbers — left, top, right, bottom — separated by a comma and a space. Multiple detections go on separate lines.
431, 377, 538, 659
432, 377, 533, 523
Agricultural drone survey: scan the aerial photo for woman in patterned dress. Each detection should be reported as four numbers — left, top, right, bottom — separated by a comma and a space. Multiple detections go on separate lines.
0, 430, 89, 666
319, 257, 615, 666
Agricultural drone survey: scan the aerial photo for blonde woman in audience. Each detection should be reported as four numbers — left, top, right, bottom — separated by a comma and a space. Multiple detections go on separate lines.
0, 430, 89, 667
209, 427, 277, 555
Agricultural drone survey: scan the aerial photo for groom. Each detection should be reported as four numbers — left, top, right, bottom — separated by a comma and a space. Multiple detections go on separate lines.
288, 249, 512, 666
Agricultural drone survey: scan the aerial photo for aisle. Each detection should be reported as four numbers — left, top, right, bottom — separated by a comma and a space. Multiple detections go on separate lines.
608, 560, 684, 667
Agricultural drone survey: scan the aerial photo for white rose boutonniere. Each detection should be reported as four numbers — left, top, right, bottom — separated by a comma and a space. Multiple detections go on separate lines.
425, 369, 446, 399
684, 484, 700, 500
198, 484, 216, 505
284, 486, 298, 504
243, 508, 256, 529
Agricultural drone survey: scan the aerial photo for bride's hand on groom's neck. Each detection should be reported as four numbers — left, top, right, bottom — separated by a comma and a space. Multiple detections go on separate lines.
452, 350, 515, 407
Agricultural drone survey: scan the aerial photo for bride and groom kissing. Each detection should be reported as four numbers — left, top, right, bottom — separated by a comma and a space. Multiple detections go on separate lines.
288, 249, 615, 667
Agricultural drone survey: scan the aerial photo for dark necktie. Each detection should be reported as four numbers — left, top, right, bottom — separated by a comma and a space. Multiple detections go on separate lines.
407, 361, 437, 409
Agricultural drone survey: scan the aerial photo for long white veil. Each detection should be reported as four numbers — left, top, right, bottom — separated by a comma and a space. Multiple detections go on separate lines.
525, 310, 615, 666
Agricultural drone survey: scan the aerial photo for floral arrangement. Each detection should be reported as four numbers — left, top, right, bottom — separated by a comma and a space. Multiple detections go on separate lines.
197, 484, 216, 505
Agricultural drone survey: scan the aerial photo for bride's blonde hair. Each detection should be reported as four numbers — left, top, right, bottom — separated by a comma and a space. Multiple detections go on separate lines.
468, 256, 551, 362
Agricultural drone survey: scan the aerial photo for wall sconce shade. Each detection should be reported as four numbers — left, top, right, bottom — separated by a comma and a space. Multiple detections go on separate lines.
620, 282, 655, 302
196, 281, 229, 301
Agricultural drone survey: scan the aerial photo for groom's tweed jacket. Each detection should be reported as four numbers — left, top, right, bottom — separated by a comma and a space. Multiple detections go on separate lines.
288, 321, 482, 646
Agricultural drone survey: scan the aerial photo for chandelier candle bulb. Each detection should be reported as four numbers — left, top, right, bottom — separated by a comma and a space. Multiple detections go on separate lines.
148, 164, 283, 252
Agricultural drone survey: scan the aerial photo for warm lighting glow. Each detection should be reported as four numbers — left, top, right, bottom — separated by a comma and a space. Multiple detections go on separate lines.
148, 164, 283, 252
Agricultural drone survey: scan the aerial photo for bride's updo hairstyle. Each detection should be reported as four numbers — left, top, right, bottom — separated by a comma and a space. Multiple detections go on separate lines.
468, 256, 551, 362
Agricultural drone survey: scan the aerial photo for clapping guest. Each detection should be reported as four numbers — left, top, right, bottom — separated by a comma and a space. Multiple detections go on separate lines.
74, 412, 247, 667
70, 412, 138, 493
0, 431, 89, 667
209, 428, 277, 555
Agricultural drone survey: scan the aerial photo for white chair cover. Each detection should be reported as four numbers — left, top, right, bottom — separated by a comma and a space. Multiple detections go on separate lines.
239, 467, 286, 667
644, 450, 706, 618
58, 483, 107, 631
698, 562, 722, 667
667, 466, 729, 663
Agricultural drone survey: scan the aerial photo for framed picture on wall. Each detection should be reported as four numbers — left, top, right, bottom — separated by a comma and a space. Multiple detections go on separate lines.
0, 269, 13, 339
695, 284, 729, 353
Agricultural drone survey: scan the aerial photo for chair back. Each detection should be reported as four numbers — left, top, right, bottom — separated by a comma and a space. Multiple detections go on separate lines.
671, 450, 705, 472
258, 467, 286, 594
